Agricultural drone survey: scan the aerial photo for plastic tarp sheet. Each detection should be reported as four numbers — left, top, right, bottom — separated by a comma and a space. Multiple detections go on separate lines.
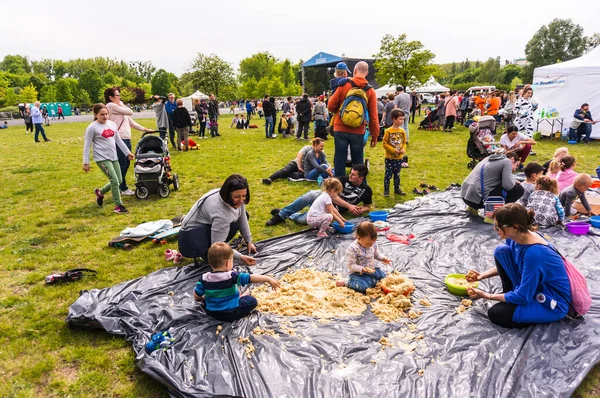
66, 189, 600, 398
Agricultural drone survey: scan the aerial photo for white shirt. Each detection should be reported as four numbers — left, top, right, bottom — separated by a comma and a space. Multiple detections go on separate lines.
500, 132, 528, 150
307, 192, 332, 219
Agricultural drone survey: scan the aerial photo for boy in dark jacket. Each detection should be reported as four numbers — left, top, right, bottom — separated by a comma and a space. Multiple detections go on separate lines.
172, 99, 192, 151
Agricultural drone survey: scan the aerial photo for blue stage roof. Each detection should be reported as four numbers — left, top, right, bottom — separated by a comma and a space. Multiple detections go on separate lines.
303, 52, 343, 67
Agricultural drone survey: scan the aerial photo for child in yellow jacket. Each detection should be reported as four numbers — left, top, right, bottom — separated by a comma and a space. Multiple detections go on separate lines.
382, 109, 407, 197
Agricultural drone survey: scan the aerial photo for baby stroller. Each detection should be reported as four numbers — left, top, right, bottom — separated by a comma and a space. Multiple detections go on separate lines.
466, 121, 495, 169
418, 109, 438, 130
133, 131, 180, 199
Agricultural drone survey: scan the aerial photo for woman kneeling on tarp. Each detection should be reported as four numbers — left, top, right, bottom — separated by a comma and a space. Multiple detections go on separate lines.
465, 203, 571, 328
178, 174, 257, 266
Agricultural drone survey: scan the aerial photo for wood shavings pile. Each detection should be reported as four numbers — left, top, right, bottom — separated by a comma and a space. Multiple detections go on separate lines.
253, 268, 370, 318
455, 299, 472, 314
367, 272, 416, 322
252, 327, 278, 337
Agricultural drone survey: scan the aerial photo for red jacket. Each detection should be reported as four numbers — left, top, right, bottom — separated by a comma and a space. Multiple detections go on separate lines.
327, 76, 379, 144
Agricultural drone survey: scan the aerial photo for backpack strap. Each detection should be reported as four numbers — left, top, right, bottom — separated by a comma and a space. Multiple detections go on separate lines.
479, 163, 486, 201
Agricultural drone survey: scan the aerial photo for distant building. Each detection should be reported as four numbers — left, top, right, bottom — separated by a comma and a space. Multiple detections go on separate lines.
514, 58, 528, 66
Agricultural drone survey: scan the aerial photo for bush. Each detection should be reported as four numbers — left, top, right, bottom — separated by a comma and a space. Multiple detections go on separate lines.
0, 106, 19, 113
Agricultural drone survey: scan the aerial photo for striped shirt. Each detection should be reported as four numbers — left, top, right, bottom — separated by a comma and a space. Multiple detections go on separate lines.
195, 271, 251, 312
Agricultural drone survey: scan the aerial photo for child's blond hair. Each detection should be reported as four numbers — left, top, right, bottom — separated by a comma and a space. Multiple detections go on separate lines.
176, 99, 184, 106
207, 242, 233, 270
535, 176, 558, 195
323, 178, 342, 194
334, 69, 346, 77
574, 173, 592, 188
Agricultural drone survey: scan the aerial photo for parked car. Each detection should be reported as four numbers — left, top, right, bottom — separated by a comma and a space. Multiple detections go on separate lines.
466, 86, 496, 95
420, 93, 434, 103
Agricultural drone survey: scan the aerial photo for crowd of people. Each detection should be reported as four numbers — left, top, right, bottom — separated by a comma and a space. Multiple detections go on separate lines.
75, 60, 600, 329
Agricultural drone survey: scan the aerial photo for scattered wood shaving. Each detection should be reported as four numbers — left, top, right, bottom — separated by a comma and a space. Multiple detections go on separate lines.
419, 298, 431, 307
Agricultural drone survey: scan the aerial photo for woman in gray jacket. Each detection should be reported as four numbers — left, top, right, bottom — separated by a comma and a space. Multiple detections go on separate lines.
304, 138, 333, 181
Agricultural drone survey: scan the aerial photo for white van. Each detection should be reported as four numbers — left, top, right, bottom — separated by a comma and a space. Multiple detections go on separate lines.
466, 86, 496, 95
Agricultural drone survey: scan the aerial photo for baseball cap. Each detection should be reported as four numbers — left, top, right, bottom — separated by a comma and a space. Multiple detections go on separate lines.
335, 62, 352, 76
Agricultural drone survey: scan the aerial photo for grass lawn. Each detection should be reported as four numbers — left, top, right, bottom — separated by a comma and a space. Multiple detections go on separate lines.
0, 114, 598, 397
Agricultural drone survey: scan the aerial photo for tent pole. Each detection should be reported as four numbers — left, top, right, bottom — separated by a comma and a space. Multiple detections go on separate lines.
302, 66, 306, 93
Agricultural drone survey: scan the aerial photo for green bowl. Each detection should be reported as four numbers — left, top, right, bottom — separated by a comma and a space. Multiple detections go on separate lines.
445, 273, 478, 296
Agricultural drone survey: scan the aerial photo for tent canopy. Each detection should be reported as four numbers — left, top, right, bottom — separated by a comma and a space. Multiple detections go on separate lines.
533, 46, 600, 138
414, 76, 449, 93
303, 52, 343, 67
181, 90, 209, 112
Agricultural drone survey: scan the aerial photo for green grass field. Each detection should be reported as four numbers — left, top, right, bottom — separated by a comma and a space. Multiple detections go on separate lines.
0, 115, 598, 397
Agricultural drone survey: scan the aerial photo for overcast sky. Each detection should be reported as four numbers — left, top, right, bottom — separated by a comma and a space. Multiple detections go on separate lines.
2, 0, 598, 76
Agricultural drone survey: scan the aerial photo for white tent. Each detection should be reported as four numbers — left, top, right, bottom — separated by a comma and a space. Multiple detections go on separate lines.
414, 76, 449, 93
375, 84, 396, 98
181, 90, 209, 111
533, 46, 600, 139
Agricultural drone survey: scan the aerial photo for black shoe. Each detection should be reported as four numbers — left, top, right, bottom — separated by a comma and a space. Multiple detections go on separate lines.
270, 208, 281, 216
419, 182, 428, 188
428, 185, 439, 191
395, 190, 407, 196
265, 214, 285, 226
262, 178, 272, 185
413, 188, 423, 195
384, 190, 389, 197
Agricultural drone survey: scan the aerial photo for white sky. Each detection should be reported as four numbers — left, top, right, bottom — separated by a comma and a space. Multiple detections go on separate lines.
2, 0, 598, 76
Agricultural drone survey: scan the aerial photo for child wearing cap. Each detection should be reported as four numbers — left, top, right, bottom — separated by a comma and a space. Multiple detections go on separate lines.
329, 62, 351, 95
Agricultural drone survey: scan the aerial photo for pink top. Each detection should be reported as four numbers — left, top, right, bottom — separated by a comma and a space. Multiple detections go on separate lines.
556, 169, 577, 192
106, 102, 146, 140
445, 96, 458, 117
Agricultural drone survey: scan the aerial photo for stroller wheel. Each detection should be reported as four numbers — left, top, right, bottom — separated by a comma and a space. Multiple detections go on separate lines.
158, 185, 171, 198
172, 174, 180, 191
136, 186, 149, 199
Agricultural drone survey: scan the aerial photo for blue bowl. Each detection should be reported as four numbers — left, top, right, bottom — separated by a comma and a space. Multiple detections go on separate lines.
369, 211, 388, 222
590, 216, 600, 228
333, 221, 354, 234
568, 140, 578, 145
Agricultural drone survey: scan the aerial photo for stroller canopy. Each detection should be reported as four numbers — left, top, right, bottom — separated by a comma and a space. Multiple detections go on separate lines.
135, 135, 167, 157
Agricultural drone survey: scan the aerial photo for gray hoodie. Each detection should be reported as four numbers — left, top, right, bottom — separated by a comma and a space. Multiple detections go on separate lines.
461, 153, 515, 204
151, 102, 169, 130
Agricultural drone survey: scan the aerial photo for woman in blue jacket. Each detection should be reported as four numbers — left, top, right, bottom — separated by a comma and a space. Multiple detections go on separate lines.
465, 203, 571, 328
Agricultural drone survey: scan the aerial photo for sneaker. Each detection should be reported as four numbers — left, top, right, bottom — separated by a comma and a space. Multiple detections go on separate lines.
384, 190, 390, 197
114, 205, 129, 214
394, 190, 407, 196
173, 252, 184, 264
288, 177, 306, 182
94, 188, 104, 207
121, 189, 135, 196
465, 206, 479, 217
413, 188, 423, 195
165, 249, 178, 261
401, 162, 409, 168
270, 208, 281, 216
317, 232, 328, 238
262, 178, 272, 185
265, 214, 285, 226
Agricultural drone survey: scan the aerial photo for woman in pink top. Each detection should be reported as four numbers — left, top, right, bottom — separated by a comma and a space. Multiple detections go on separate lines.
555, 155, 578, 192
104, 87, 153, 196
443, 90, 459, 132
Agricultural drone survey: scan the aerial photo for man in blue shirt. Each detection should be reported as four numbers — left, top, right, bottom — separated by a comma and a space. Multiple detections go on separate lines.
570, 103, 597, 143
164, 93, 178, 149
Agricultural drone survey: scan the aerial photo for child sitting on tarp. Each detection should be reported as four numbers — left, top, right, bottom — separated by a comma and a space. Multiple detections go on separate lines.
559, 173, 596, 219
335, 222, 392, 293
194, 242, 280, 322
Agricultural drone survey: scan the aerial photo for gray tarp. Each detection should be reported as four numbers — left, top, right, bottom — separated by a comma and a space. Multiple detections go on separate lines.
66, 189, 600, 398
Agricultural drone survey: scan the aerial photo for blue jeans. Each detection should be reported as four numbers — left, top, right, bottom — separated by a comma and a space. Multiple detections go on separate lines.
348, 268, 386, 293
205, 296, 258, 322
117, 139, 132, 191
596, 166, 600, 180
306, 166, 330, 181
402, 116, 410, 142
333, 131, 364, 177
265, 116, 274, 138
280, 190, 321, 224
34, 123, 48, 142
576, 123, 592, 142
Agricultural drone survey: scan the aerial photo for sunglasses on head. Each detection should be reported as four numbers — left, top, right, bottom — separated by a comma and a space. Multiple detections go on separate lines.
494, 223, 509, 231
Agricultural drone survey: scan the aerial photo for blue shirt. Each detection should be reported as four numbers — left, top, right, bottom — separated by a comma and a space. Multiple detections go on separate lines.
195, 271, 251, 312
165, 100, 177, 117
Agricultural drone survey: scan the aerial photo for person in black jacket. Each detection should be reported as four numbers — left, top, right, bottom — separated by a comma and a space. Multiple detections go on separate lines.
262, 94, 275, 138
296, 93, 312, 140
207, 93, 221, 137
194, 98, 208, 138
172, 99, 193, 151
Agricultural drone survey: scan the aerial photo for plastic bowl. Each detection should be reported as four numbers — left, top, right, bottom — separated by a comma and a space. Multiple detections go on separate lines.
567, 140, 578, 145
332, 221, 354, 234
591, 180, 600, 189
369, 211, 388, 222
591, 216, 600, 228
444, 274, 478, 296
566, 222, 590, 235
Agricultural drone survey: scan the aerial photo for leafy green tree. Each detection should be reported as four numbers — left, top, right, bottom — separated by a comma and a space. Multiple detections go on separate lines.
502, 64, 522, 85
269, 77, 285, 97
240, 77, 258, 99
28, 75, 46, 93
187, 54, 237, 98
73, 88, 91, 108
0, 55, 31, 74
255, 78, 271, 98
452, 68, 481, 85
40, 84, 57, 103
119, 88, 135, 104
79, 69, 104, 102
239, 52, 276, 82
510, 76, 523, 89
476, 57, 502, 84
56, 79, 74, 103
20, 83, 38, 103
525, 19, 588, 72
151, 69, 172, 97
103, 72, 120, 86
129, 61, 156, 83
373, 34, 436, 87
587, 33, 600, 51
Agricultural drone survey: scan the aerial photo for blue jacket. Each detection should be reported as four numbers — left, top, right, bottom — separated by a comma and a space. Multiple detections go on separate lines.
195, 270, 251, 312
165, 100, 177, 117
246, 102, 253, 112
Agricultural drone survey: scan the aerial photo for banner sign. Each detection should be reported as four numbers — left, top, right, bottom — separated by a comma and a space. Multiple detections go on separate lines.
532, 75, 568, 89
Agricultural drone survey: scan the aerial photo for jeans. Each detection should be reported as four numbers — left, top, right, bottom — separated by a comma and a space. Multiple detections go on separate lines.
444, 115, 455, 130
462, 184, 525, 210
158, 127, 167, 141
34, 123, 48, 142
348, 268, 386, 293
199, 121, 206, 137
265, 116, 274, 138
116, 139, 132, 191
280, 190, 321, 224
333, 131, 364, 177
401, 115, 410, 142
178, 220, 241, 261
576, 123, 592, 142
96, 159, 123, 206
168, 117, 176, 147
306, 167, 329, 181
247, 111, 252, 121
297, 120, 310, 139
269, 160, 298, 181
596, 166, 600, 180
206, 296, 258, 322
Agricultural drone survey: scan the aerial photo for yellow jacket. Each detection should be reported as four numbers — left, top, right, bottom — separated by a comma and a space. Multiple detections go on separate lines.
382, 127, 407, 160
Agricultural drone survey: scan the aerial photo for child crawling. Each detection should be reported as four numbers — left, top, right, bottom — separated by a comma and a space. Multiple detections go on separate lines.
336, 222, 392, 293
194, 242, 280, 322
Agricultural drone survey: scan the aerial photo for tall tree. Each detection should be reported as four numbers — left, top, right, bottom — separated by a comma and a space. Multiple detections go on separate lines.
56, 79, 74, 103
476, 57, 502, 84
151, 69, 173, 97
373, 34, 435, 87
78, 70, 104, 102
502, 64, 522, 85
187, 54, 237, 98
39, 84, 57, 103
129, 60, 156, 83
525, 19, 588, 69
588, 33, 600, 51
0, 55, 31, 74
19, 83, 38, 103
239, 52, 276, 82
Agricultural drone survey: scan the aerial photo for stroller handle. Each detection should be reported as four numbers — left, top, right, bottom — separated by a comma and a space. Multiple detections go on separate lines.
141, 130, 164, 138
